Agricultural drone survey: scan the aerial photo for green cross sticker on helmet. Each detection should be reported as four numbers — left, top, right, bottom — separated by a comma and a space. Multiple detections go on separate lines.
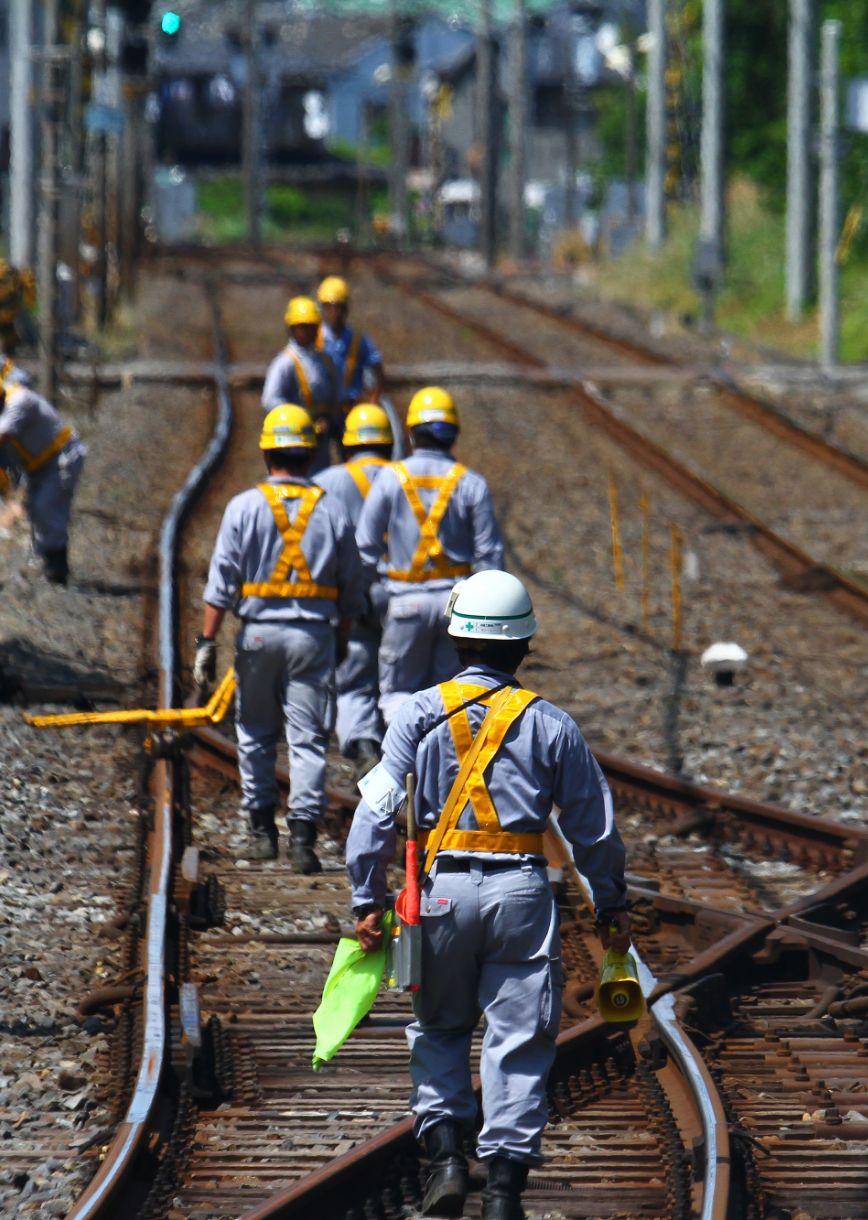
446, 570, 538, 640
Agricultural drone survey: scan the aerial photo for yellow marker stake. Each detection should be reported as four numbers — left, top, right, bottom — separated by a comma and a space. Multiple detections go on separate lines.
639, 492, 650, 632
670, 524, 683, 652
24, 667, 237, 748
608, 469, 625, 594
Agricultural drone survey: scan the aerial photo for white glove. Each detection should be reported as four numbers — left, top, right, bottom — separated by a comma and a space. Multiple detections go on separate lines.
193, 636, 217, 691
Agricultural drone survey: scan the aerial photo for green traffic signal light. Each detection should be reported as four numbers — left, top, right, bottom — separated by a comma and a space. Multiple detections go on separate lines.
161, 11, 181, 35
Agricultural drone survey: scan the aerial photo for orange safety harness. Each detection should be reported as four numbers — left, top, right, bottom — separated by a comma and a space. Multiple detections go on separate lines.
344, 454, 389, 500
386, 461, 471, 583
317, 328, 362, 392
4, 422, 73, 475
240, 483, 338, 600
419, 682, 543, 871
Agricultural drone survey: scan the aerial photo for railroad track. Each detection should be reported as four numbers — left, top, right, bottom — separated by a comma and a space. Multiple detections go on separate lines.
359, 254, 868, 630
57, 252, 868, 1220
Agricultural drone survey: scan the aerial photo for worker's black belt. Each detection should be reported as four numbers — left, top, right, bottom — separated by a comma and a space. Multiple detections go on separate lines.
434, 856, 545, 873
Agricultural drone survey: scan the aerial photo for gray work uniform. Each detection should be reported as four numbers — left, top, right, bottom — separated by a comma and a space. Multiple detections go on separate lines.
261, 340, 339, 474
346, 664, 626, 1165
318, 324, 382, 407
203, 474, 365, 823
315, 453, 389, 753
355, 449, 503, 723
0, 385, 86, 554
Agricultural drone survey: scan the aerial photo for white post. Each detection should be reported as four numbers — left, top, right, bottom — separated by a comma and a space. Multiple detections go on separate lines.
9, 0, 35, 269
645, 0, 666, 249
786, 0, 814, 322
818, 19, 841, 369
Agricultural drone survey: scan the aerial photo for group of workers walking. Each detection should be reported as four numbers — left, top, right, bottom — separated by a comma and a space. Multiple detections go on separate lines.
194, 273, 629, 1220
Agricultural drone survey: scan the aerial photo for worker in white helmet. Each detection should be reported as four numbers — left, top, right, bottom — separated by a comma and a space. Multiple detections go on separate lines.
0, 368, 86, 585
262, 297, 339, 473
194, 404, 366, 870
315, 275, 385, 410
355, 386, 503, 724
347, 570, 629, 1220
315, 404, 394, 778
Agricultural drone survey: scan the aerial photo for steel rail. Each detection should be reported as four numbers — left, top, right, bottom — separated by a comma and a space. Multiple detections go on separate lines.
66, 285, 234, 1220
397, 251, 868, 493
371, 258, 868, 630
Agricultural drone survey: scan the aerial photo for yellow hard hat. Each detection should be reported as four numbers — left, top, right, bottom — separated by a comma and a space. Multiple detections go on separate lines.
406, 386, 459, 429
259, 404, 317, 450
343, 404, 393, 448
317, 275, 350, 305
284, 296, 321, 327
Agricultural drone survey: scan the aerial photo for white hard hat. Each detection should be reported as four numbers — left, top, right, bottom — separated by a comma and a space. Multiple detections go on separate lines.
446, 570, 538, 640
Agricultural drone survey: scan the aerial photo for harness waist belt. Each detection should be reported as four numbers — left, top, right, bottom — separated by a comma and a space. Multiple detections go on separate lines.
419, 828, 544, 855
240, 581, 339, 599
434, 856, 544, 873
386, 562, 471, 583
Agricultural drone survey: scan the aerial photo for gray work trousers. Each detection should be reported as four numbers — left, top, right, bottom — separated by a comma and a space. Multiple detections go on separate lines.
407, 860, 563, 1165
334, 621, 382, 752
378, 587, 459, 724
27, 443, 85, 554
234, 619, 334, 823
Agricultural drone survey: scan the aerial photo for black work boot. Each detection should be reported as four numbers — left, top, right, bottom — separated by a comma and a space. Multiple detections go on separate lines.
288, 818, 321, 874
421, 1120, 469, 1218
481, 1156, 529, 1220
43, 548, 69, 585
240, 808, 278, 861
350, 737, 380, 782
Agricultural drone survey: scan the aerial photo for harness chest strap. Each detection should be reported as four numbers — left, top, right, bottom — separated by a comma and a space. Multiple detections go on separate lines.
5, 424, 73, 474
420, 683, 543, 875
240, 482, 338, 600
288, 349, 314, 411
387, 461, 472, 583
344, 455, 388, 500
318, 329, 362, 390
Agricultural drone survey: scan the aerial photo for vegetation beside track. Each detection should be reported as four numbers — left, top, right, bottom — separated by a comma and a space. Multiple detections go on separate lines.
586, 178, 868, 364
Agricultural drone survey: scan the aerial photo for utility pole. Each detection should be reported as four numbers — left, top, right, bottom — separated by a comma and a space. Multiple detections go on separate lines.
9, 0, 35, 271
625, 34, 638, 224
786, 0, 814, 322
507, 0, 527, 262
645, 0, 666, 249
242, 0, 261, 246
389, 3, 412, 248
38, 0, 64, 400
818, 19, 841, 369
696, 0, 725, 331
477, 0, 498, 269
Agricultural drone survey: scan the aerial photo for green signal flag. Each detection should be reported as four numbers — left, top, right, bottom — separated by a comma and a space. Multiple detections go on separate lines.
161, 11, 182, 35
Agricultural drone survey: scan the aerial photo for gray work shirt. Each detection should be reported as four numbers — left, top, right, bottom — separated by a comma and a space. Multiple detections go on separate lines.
0, 384, 79, 478
355, 449, 504, 594
261, 340, 337, 414
346, 664, 627, 911
203, 474, 366, 624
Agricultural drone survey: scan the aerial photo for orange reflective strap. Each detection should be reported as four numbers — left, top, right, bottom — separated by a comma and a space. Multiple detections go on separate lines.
421, 684, 540, 874
343, 330, 362, 390
240, 483, 338, 600
288, 349, 313, 410
6, 424, 73, 474
344, 455, 388, 501
386, 461, 471, 582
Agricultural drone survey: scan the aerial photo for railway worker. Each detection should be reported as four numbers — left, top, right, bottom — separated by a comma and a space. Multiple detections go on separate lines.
262, 296, 339, 474
193, 404, 366, 871
355, 386, 503, 725
314, 403, 394, 779
347, 570, 630, 1220
0, 369, 86, 585
315, 275, 385, 410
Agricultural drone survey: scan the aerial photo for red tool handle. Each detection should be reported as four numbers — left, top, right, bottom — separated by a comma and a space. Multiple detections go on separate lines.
395, 773, 421, 925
